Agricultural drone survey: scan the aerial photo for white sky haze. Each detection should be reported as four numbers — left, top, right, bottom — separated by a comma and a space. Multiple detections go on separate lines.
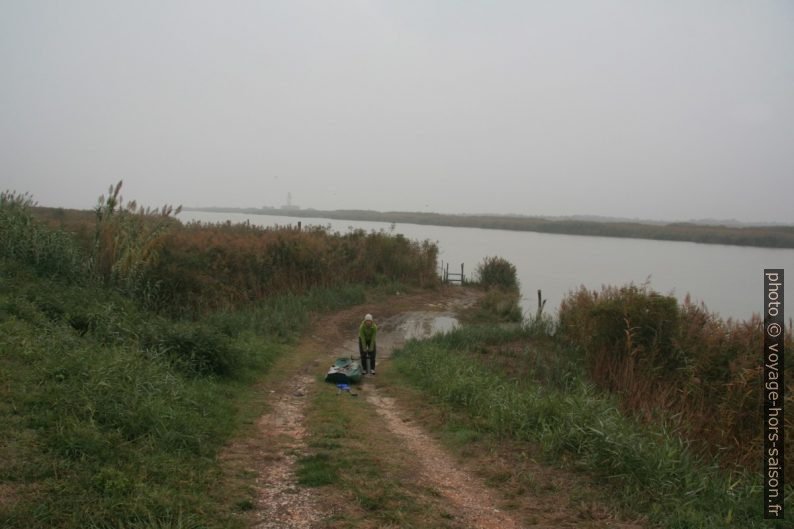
1, 1, 792, 223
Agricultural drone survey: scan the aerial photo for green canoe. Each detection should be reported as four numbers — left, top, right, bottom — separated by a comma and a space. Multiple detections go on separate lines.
325, 357, 363, 384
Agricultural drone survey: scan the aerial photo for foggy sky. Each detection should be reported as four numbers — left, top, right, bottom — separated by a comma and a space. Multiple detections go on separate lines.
2, 1, 793, 223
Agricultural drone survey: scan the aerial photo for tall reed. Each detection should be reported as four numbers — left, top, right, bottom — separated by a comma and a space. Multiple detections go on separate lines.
0, 191, 89, 282
27, 184, 439, 316
558, 283, 792, 470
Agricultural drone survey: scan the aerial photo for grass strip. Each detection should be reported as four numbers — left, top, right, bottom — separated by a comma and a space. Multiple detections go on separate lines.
300, 380, 465, 528
0, 259, 369, 529
391, 324, 792, 529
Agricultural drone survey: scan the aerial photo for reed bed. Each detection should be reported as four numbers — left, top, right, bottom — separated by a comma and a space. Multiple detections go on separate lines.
558, 283, 792, 471
0, 185, 431, 528
393, 322, 790, 528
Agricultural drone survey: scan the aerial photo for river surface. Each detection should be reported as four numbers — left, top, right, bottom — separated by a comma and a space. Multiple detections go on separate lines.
178, 210, 792, 322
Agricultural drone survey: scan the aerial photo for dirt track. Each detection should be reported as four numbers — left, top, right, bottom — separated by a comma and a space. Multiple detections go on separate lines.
226, 287, 644, 529
240, 288, 495, 528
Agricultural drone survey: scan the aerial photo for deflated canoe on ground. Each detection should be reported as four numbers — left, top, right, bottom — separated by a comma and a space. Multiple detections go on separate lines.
324, 357, 363, 384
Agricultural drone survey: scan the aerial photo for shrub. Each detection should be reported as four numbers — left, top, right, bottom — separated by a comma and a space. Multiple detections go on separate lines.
140, 321, 242, 377
475, 256, 518, 292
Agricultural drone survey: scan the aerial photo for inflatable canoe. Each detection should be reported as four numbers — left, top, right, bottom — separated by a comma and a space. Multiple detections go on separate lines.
325, 357, 363, 384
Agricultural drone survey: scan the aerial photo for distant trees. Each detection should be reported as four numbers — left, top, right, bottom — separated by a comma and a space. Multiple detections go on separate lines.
199, 206, 794, 249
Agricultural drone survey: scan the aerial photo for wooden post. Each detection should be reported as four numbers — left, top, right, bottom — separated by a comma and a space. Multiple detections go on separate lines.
536, 289, 546, 319
297, 221, 301, 231
445, 262, 449, 284
461, 263, 465, 284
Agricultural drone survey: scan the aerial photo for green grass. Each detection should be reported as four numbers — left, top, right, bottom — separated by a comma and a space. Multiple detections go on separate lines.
0, 186, 435, 528
296, 453, 338, 487
299, 383, 461, 528
391, 324, 792, 529
0, 258, 369, 529
0, 191, 89, 282
206, 283, 367, 343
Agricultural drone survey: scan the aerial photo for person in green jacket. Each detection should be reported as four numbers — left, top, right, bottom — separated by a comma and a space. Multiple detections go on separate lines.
359, 313, 378, 375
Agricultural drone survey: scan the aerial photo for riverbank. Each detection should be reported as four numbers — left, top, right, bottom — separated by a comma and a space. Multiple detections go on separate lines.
0, 254, 387, 528
0, 187, 442, 528
388, 307, 792, 528
186, 206, 794, 249
4, 190, 790, 528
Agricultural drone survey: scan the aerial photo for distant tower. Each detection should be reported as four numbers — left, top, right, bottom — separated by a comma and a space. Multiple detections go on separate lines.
281, 191, 300, 211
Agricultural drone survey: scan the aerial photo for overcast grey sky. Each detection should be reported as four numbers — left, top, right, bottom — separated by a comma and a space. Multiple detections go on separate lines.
1, 1, 792, 223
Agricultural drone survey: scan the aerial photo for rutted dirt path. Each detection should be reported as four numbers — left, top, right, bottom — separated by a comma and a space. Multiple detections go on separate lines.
366, 391, 520, 529
251, 374, 317, 529
321, 295, 524, 529
361, 302, 524, 529
230, 287, 644, 529
224, 288, 480, 529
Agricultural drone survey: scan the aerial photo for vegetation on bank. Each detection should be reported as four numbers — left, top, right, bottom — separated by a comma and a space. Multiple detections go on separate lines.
188, 205, 794, 249
460, 256, 523, 324
32, 188, 438, 317
0, 185, 438, 528
392, 259, 791, 528
6, 184, 791, 527
558, 284, 792, 472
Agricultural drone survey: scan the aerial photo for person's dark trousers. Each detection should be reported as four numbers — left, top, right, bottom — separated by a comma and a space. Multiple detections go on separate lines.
359, 338, 376, 372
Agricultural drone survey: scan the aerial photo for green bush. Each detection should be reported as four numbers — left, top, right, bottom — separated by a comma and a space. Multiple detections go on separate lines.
140, 321, 242, 377
474, 256, 518, 291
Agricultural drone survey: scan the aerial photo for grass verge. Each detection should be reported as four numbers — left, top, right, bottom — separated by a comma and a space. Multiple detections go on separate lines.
0, 257, 376, 529
299, 378, 465, 529
375, 364, 642, 528
390, 323, 792, 529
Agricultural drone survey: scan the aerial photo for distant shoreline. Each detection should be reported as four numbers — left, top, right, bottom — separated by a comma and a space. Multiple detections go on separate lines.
183, 206, 794, 249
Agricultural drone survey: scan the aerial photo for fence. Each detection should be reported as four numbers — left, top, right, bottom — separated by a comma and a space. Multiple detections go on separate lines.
440, 260, 465, 284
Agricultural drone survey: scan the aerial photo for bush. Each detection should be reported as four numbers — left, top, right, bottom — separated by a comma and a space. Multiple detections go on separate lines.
0, 260, 238, 528
141, 321, 242, 377
475, 256, 518, 292
1, 186, 434, 528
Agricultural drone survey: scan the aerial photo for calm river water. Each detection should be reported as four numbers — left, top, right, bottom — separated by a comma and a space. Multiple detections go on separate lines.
178, 210, 792, 322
